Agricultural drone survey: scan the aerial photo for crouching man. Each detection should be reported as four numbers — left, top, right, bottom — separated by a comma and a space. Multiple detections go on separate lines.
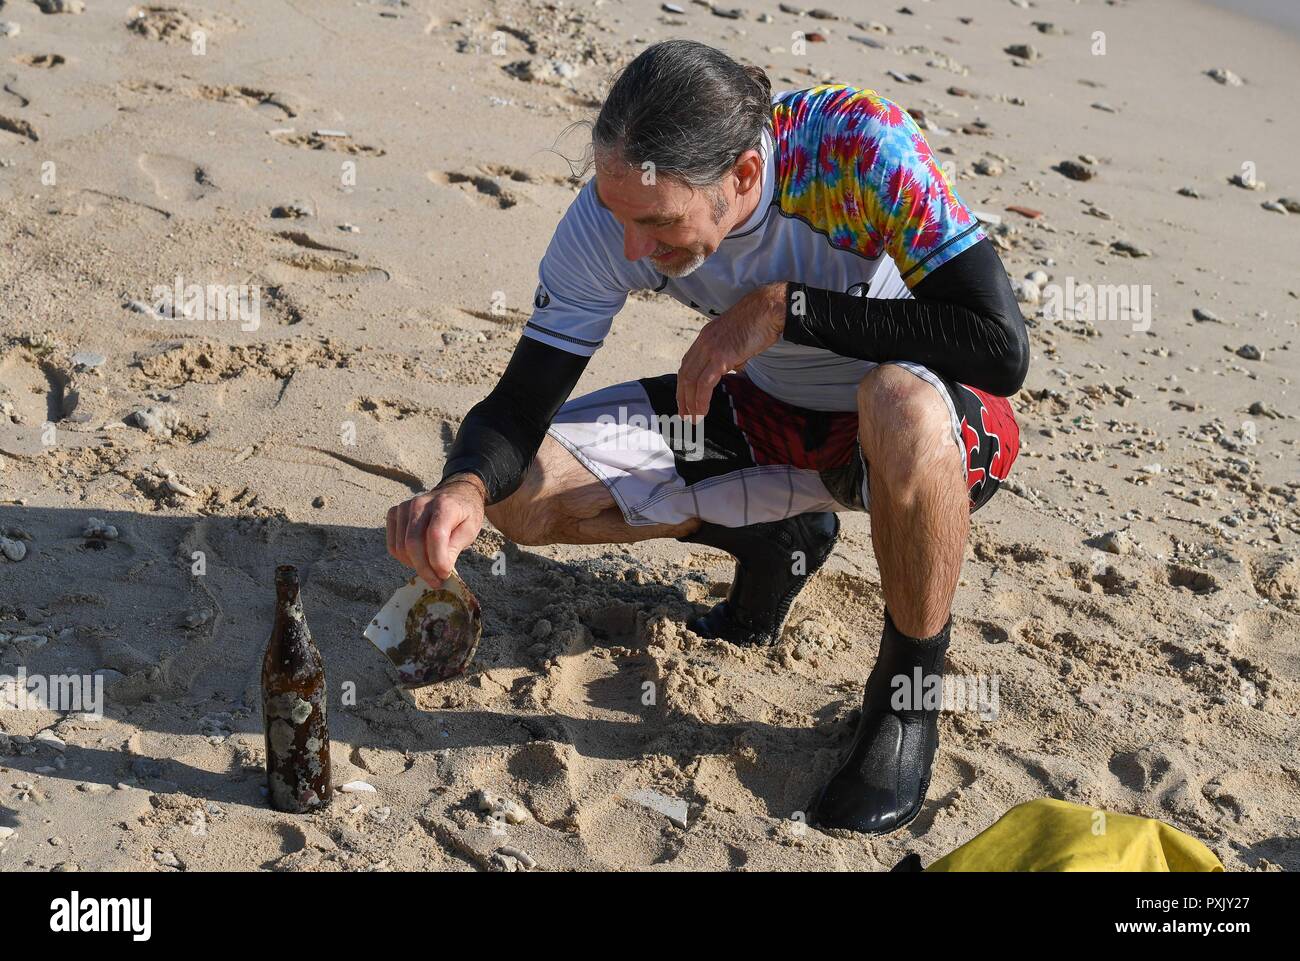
387, 40, 1028, 834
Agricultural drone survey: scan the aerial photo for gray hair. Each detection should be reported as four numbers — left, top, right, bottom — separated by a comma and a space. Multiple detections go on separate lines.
587, 40, 772, 188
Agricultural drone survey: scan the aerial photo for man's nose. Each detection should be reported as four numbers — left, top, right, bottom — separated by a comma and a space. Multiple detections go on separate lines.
623, 225, 656, 261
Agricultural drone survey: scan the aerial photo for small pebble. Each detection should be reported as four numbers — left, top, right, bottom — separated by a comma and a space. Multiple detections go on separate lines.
0, 536, 26, 562
1016, 280, 1040, 305
1057, 159, 1094, 181
339, 780, 378, 793
497, 845, 537, 870
1111, 240, 1150, 258
477, 789, 529, 824
126, 405, 182, 437
628, 788, 690, 829
1206, 67, 1243, 86
83, 518, 120, 540
35, 730, 67, 751
1096, 530, 1134, 556
270, 203, 312, 219
153, 850, 182, 868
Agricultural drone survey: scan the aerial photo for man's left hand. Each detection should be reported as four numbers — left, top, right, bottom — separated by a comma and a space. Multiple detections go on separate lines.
676, 281, 787, 418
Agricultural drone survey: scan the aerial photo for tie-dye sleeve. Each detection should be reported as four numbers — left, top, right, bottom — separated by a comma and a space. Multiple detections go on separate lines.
852, 94, 985, 286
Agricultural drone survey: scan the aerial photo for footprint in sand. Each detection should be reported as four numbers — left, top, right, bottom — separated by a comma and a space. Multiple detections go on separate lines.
2, 74, 32, 108
479, 162, 571, 186
1228, 608, 1300, 688
12, 54, 66, 69
348, 396, 428, 422
194, 83, 299, 119
126, 5, 236, 45
1166, 562, 1220, 595
0, 350, 57, 425
275, 230, 353, 257
1248, 551, 1300, 611
428, 170, 523, 209
277, 251, 390, 284
271, 131, 384, 156
0, 113, 39, 141
137, 152, 217, 201
428, 165, 575, 209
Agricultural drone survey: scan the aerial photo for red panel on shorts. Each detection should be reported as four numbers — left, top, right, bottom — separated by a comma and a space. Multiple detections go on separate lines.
956, 386, 1019, 508
722, 373, 859, 471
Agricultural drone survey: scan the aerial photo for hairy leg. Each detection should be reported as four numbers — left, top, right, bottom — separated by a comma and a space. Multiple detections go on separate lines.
485, 434, 700, 546
857, 365, 969, 639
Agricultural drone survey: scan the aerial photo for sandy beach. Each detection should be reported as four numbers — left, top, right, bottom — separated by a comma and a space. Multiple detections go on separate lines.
0, 0, 1297, 872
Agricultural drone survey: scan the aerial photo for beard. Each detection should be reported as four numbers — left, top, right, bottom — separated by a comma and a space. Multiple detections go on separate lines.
650, 246, 708, 278
648, 191, 727, 277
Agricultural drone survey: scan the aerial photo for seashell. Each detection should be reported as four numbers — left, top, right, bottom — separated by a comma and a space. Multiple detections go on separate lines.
477, 789, 529, 824
339, 780, 377, 794
363, 572, 482, 687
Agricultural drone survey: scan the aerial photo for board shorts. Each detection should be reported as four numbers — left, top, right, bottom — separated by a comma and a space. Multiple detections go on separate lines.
546, 362, 1020, 528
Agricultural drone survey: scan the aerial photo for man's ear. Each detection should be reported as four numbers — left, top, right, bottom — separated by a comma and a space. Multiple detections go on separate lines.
733, 148, 764, 194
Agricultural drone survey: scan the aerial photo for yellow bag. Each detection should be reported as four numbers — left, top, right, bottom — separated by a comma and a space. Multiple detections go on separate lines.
926, 798, 1224, 872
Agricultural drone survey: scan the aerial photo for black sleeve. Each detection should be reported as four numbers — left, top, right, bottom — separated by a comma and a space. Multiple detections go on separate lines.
438, 336, 590, 504
782, 238, 1030, 396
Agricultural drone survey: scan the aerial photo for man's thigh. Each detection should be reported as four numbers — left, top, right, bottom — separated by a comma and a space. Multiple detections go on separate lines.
547, 373, 849, 528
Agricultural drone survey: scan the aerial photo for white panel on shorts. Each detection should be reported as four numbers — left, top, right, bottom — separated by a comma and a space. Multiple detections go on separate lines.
546, 381, 840, 528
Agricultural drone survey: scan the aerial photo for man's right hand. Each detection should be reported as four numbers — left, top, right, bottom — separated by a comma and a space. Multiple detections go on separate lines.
386, 474, 488, 587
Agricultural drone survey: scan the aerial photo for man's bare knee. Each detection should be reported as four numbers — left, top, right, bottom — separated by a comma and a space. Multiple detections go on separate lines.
857, 365, 962, 490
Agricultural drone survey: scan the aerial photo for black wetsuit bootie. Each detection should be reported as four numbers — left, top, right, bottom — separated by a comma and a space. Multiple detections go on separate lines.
810, 612, 951, 835
678, 512, 839, 646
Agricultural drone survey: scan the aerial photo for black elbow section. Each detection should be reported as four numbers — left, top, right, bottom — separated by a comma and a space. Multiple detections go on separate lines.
912, 239, 1030, 396
438, 337, 591, 504
985, 312, 1030, 396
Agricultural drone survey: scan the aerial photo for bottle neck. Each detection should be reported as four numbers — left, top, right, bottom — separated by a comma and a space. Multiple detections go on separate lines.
274, 566, 302, 612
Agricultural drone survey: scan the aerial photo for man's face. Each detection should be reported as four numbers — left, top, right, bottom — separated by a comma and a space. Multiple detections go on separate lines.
593, 149, 762, 278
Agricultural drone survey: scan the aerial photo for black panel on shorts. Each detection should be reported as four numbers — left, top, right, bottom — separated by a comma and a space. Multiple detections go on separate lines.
636, 374, 756, 486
